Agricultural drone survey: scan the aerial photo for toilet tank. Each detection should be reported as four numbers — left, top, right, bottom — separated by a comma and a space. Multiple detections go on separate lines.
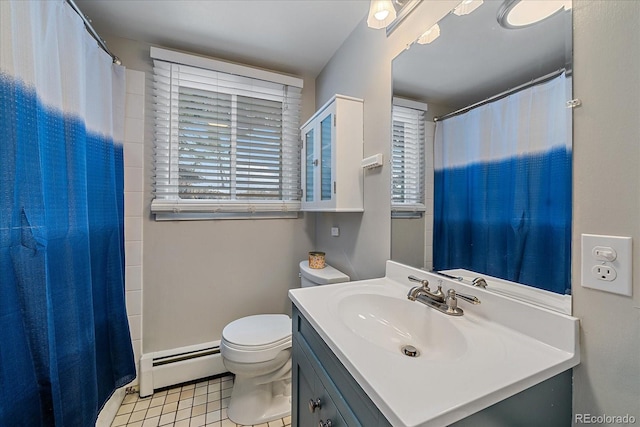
299, 260, 350, 287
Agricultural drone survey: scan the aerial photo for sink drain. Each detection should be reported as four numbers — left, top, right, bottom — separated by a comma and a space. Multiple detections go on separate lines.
401, 345, 419, 357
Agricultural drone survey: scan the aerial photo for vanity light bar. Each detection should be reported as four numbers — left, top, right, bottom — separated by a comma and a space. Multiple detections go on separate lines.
417, 23, 440, 45
453, 0, 484, 16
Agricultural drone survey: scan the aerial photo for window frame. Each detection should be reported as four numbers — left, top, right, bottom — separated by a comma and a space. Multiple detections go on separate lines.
150, 47, 303, 220
391, 99, 427, 216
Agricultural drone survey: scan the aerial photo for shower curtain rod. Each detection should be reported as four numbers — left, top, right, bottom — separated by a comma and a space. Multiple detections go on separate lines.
66, 0, 121, 65
434, 68, 566, 122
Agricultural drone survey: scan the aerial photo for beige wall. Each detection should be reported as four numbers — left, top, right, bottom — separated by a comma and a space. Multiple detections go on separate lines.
572, 0, 640, 421
107, 0, 640, 417
103, 35, 317, 353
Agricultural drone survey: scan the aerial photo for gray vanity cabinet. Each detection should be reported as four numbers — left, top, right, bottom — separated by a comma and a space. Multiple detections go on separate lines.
292, 305, 391, 427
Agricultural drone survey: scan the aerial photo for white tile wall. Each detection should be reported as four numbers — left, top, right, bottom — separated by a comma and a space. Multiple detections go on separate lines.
124, 69, 145, 384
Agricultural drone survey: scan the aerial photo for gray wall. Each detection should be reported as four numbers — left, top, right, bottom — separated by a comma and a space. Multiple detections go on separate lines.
313, 1, 459, 281
103, 36, 317, 353
572, 0, 640, 421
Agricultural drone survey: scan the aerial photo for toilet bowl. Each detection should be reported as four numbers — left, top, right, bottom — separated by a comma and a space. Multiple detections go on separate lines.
220, 314, 292, 425
220, 261, 349, 425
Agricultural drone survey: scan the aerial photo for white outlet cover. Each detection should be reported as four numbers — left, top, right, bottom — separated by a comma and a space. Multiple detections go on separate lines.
581, 234, 632, 296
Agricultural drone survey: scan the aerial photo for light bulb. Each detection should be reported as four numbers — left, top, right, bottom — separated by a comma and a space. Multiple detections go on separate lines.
374, 10, 390, 20
367, 0, 397, 29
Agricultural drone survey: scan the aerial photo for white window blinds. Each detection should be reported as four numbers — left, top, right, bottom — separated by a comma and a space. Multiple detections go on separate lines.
151, 54, 302, 217
392, 104, 426, 212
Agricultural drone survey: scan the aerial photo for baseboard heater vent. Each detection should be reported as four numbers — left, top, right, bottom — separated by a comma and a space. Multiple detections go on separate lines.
152, 347, 220, 367
139, 341, 227, 397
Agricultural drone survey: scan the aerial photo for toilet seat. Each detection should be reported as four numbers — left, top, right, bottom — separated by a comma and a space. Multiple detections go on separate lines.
221, 314, 292, 364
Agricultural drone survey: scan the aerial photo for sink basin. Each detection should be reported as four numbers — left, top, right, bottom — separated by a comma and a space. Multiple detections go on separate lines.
335, 293, 467, 360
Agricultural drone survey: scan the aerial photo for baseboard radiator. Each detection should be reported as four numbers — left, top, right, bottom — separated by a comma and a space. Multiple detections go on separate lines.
139, 341, 227, 397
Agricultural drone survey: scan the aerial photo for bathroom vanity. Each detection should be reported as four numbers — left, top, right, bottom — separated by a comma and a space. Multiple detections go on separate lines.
288, 261, 579, 427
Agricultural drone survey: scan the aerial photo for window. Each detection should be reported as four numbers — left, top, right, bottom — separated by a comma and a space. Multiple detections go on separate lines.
151, 48, 303, 219
391, 103, 426, 214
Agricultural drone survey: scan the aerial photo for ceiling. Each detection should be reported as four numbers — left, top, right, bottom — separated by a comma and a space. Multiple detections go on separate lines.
74, 0, 371, 77
392, 0, 571, 110
75, 0, 571, 109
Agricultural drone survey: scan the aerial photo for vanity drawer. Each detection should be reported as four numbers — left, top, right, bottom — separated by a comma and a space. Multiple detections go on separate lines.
293, 339, 348, 427
292, 305, 391, 427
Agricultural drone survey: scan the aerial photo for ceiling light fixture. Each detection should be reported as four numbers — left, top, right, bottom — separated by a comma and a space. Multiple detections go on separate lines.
367, 0, 397, 29
497, 0, 571, 29
417, 23, 440, 45
453, 0, 484, 16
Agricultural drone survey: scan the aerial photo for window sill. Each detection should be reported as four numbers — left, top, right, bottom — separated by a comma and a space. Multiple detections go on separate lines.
154, 211, 299, 221
391, 204, 426, 219
151, 199, 301, 221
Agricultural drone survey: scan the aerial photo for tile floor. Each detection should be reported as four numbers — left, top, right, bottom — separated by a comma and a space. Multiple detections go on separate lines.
111, 375, 292, 427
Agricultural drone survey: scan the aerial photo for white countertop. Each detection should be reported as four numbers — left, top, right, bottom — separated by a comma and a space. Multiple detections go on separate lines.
288, 261, 580, 427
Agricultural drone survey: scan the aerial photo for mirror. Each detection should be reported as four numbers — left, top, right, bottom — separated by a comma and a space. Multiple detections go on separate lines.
391, 0, 572, 311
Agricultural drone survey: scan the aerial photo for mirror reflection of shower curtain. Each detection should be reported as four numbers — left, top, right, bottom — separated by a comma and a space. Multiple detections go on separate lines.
1, 1, 135, 425
433, 73, 572, 294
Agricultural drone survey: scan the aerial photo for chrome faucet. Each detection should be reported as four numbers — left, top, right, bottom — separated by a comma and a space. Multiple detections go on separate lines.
407, 275, 445, 302
407, 276, 480, 316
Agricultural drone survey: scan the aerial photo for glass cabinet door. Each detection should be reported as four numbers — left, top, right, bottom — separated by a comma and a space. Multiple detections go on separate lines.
305, 128, 315, 202
320, 114, 332, 201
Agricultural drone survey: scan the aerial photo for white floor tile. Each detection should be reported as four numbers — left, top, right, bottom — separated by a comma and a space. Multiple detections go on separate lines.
113, 377, 289, 427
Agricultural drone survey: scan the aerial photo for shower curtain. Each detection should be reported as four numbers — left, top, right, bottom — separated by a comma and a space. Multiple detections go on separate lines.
1, 1, 135, 425
433, 73, 572, 294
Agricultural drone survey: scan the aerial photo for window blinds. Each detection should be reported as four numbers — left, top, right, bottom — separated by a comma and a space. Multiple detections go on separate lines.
392, 105, 426, 211
151, 58, 302, 215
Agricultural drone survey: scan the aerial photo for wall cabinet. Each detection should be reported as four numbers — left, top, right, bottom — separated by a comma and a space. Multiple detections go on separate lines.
301, 95, 364, 212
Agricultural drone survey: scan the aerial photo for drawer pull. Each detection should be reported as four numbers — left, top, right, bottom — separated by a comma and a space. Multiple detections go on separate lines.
319, 420, 333, 427
308, 398, 322, 413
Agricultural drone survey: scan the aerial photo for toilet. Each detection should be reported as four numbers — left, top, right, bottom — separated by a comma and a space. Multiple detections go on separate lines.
220, 260, 349, 425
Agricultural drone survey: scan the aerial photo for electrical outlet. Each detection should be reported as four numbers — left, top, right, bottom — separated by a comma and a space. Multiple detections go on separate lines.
591, 264, 617, 281
581, 234, 632, 296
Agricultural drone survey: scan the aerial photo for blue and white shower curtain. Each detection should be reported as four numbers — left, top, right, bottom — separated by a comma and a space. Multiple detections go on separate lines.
433, 73, 572, 294
1, 1, 135, 425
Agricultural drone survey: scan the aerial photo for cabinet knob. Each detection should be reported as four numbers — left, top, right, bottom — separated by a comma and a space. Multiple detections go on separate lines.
319, 420, 333, 427
313, 159, 319, 166
308, 398, 322, 413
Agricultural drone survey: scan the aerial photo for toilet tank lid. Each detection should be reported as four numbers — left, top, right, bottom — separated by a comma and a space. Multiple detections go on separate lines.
222, 314, 291, 347
299, 260, 350, 284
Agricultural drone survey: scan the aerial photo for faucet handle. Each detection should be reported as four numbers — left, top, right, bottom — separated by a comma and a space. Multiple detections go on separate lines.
449, 289, 481, 305
472, 277, 488, 289
408, 275, 430, 290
